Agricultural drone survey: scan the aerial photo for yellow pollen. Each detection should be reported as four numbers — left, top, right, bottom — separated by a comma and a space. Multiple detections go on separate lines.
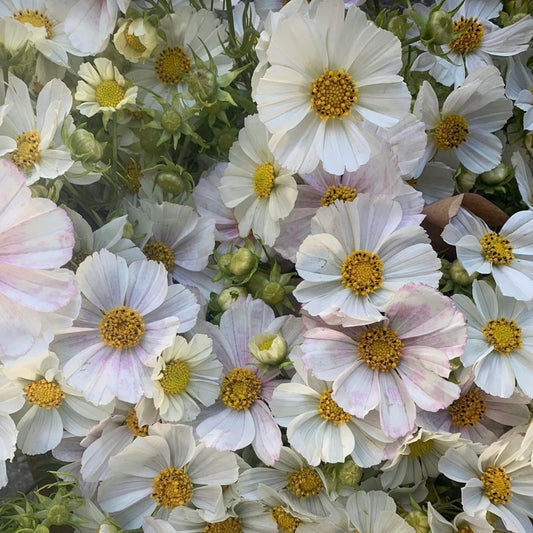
99, 306, 145, 349
311, 68, 358, 120
11, 130, 41, 171
68, 249, 91, 271
433, 114, 469, 151
151, 466, 193, 509
358, 326, 404, 372
125, 409, 149, 437
24, 379, 65, 409
482, 318, 522, 355
479, 232, 514, 266
259, 336, 275, 351
124, 159, 143, 193
159, 360, 191, 395
458, 528, 474, 533
13, 9, 53, 38
143, 240, 175, 272
448, 388, 487, 427
450, 16, 484, 54
220, 367, 262, 410
95, 80, 125, 108
320, 185, 357, 207
286, 467, 324, 498
407, 177, 418, 187
481, 465, 512, 505
318, 389, 352, 424
203, 517, 242, 533
253, 162, 275, 199
341, 250, 384, 296
155, 46, 192, 85
270, 507, 301, 533
124, 21, 147, 52
408, 439, 435, 458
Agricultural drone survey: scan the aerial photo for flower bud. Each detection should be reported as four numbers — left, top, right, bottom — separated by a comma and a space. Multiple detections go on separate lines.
69, 129, 103, 162
99, 523, 121, 533
217, 253, 233, 275
479, 163, 509, 185
218, 286, 247, 311
157, 171, 188, 196
249, 332, 288, 365
34, 526, 50, 533
139, 128, 161, 154
47, 504, 71, 526
404, 510, 430, 533
161, 109, 182, 133
229, 248, 257, 277
388, 15, 408, 40
450, 259, 477, 286
426, 10, 454, 45
260, 281, 286, 306
122, 221, 135, 240
455, 168, 477, 192
188, 68, 218, 105
337, 458, 363, 487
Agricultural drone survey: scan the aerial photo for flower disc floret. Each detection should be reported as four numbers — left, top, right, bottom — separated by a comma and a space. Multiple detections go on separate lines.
318, 389, 352, 424
99, 306, 145, 349
12, 9, 53, 38
151, 466, 193, 509
358, 327, 404, 371
125, 409, 148, 437
448, 388, 487, 427
155, 46, 192, 85
481, 465, 512, 505
253, 162, 275, 199
203, 518, 242, 533
270, 507, 301, 533
311, 68, 358, 121
320, 185, 357, 207
286, 467, 324, 498
408, 439, 435, 458
450, 16, 484, 54
11, 130, 41, 171
340, 250, 384, 296
24, 379, 65, 409
95, 80, 125, 108
479, 232, 514, 266
159, 360, 190, 395
482, 318, 522, 355
219, 367, 262, 410
143, 240, 175, 272
125, 21, 147, 52
434, 115, 469, 150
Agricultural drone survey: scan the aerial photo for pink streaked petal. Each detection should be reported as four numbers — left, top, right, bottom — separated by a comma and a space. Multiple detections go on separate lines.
333, 363, 379, 418
401, 346, 451, 376
0, 160, 25, 216
261, 378, 285, 402
378, 371, 416, 438
125, 260, 168, 315
250, 401, 282, 465
191, 320, 235, 372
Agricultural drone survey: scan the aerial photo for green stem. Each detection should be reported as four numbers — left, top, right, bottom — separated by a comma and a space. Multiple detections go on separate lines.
62, 181, 104, 226
176, 136, 191, 167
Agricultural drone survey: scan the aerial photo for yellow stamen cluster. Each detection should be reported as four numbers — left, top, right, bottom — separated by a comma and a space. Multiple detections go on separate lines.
448, 388, 487, 428
481, 465, 512, 505
95, 80, 125, 108
482, 318, 522, 355
159, 360, 191, 395
358, 327, 403, 372
433, 114, 469, 151
68, 249, 91, 271
143, 240, 175, 272
450, 16, 484, 55
458, 527, 474, 533
479, 232, 514, 266
125, 21, 147, 52
253, 162, 275, 199
13, 9, 53, 38
125, 409, 149, 437
99, 306, 145, 349
286, 467, 324, 498
11, 130, 41, 171
407, 178, 418, 187
408, 439, 435, 458
151, 466, 193, 509
124, 159, 143, 193
320, 185, 357, 207
340, 250, 384, 296
203, 517, 242, 533
155, 46, 192, 85
311, 68, 358, 120
219, 367, 262, 410
24, 379, 65, 409
318, 389, 352, 424
270, 507, 301, 533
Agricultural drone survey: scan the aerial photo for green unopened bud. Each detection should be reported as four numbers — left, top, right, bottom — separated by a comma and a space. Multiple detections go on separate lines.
249, 332, 288, 365
450, 259, 477, 286
388, 15, 408, 40
139, 127, 161, 153
260, 281, 286, 306
122, 221, 135, 240
99, 523, 120, 533
34, 526, 50, 533
218, 286, 247, 311
29, 184, 49, 198
337, 458, 363, 487
455, 168, 477, 192
229, 248, 256, 277
157, 171, 188, 195
217, 253, 233, 275
188, 69, 218, 104
47, 504, 70, 526
479, 163, 509, 185
69, 129, 104, 162
18, 516, 34, 528
404, 510, 430, 533
161, 109, 182, 133
426, 10, 454, 45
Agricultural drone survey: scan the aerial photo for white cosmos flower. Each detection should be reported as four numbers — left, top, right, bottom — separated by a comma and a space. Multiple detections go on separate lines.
413, 66, 512, 175
98, 423, 239, 529
442, 208, 533, 300
293, 194, 441, 326
254, 0, 411, 175
506, 53, 533, 131
412, 0, 533, 87
219, 114, 298, 246
113, 17, 160, 63
427, 502, 494, 533
511, 150, 533, 209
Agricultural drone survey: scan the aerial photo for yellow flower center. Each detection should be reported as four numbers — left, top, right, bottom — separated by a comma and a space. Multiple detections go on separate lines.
311, 68, 358, 120
11, 130, 41, 171
479, 232, 514, 266
124, 159, 143, 193
125, 409, 149, 437
286, 467, 324, 498
125, 20, 147, 52
408, 439, 435, 458
259, 335, 275, 350
481, 465, 512, 505
340, 250, 384, 296
13, 9, 53, 38
270, 507, 301, 533
68, 249, 91, 271
433, 114, 469, 151
24, 379, 65, 409
95, 80, 125, 108
151, 466, 193, 509
450, 16, 484, 55
155, 46, 192, 85
358, 326, 404, 372
320, 185, 357, 207
482, 318, 522, 355
448, 388, 487, 428
159, 360, 191, 395
318, 389, 352, 424
220, 367, 262, 410
203, 518, 242, 533
143, 240, 175, 272
458, 528, 474, 533
253, 162, 275, 199
99, 306, 145, 349
407, 177, 418, 187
